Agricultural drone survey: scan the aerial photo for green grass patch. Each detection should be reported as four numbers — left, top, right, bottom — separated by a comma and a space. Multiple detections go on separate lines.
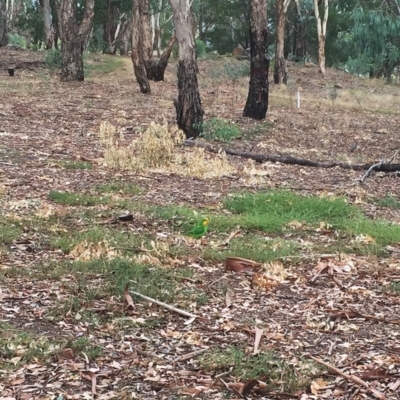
0, 218, 23, 244
203, 235, 299, 262
371, 195, 400, 209
201, 118, 241, 142
65, 337, 102, 360
199, 346, 314, 392
51, 225, 147, 253
0, 324, 59, 368
386, 281, 400, 294
48, 190, 109, 206
43, 258, 193, 305
95, 182, 144, 195
85, 55, 125, 75
224, 191, 357, 231
144, 190, 400, 257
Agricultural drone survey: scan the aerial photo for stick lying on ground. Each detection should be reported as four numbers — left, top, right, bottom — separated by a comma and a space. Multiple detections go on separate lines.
184, 140, 400, 174
125, 283, 197, 318
308, 355, 386, 400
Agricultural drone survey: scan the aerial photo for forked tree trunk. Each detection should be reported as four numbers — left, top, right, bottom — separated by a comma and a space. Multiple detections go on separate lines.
132, 0, 150, 93
56, 0, 95, 81
243, 0, 269, 120
314, 0, 329, 75
169, 0, 203, 138
40, 0, 55, 49
140, 0, 175, 81
152, 34, 176, 80
274, 0, 291, 84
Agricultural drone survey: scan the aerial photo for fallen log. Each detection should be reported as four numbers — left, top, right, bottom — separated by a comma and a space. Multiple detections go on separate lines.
183, 140, 400, 173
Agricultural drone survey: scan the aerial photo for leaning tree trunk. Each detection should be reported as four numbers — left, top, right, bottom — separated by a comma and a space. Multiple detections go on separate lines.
131, 0, 150, 93
56, 0, 95, 82
243, 0, 269, 120
40, 0, 55, 49
169, 0, 203, 139
274, 0, 290, 84
314, 0, 329, 75
103, 0, 117, 54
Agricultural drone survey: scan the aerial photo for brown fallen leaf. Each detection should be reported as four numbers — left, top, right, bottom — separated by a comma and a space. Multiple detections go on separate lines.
225, 257, 262, 272
60, 348, 74, 360
81, 370, 97, 395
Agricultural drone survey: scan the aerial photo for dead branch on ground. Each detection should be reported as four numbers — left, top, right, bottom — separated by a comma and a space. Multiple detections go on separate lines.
184, 140, 400, 174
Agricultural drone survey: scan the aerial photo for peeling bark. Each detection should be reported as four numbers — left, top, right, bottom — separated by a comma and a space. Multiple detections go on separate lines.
56, 0, 95, 82
169, 0, 203, 138
274, 0, 291, 85
132, 0, 150, 93
314, 0, 329, 75
40, 0, 55, 49
243, 0, 269, 120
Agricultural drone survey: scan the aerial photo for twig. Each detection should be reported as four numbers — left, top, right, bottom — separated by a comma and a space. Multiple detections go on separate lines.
359, 150, 399, 183
308, 355, 386, 400
127, 284, 197, 318
359, 159, 383, 183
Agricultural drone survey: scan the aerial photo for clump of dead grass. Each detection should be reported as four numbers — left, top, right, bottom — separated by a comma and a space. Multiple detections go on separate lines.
99, 120, 235, 178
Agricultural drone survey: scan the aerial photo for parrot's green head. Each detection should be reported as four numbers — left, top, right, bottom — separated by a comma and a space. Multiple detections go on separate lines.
202, 218, 209, 227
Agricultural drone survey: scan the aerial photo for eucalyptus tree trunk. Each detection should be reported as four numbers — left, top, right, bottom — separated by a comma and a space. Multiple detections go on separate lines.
132, 0, 150, 93
103, 0, 117, 54
40, 0, 55, 49
56, 0, 95, 81
169, 0, 203, 139
119, 18, 132, 55
140, 0, 175, 81
243, 0, 269, 120
314, 0, 329, 75
274, 0, 291, 84
0, 0, 9, 46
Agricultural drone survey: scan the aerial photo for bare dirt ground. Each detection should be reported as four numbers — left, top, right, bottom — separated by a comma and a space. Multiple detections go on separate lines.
1, 46, 400, 400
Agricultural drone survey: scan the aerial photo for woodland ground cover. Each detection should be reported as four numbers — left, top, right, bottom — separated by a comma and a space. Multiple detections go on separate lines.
1, 49, 400, 399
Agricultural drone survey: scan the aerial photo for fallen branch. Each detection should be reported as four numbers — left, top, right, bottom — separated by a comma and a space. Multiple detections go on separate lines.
308, 355, 386, 400
359, 150, 399, 182
126, 283, 197, 318
184, 140, 400, 173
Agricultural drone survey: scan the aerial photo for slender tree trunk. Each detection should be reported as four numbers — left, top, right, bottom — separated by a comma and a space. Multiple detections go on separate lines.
274, 0, 290, 84
40, 0, 55, 49
132, 0, 150, 93
314, 0, 329, 75
0, 0, 9, 46
103, 0, 117, 54
169, 0, 203, 139
140, 0, 157, 79
119, 18, 132, 55
56, 0, 95, 81
243, 0, 269, 120
153, 0, 162, 57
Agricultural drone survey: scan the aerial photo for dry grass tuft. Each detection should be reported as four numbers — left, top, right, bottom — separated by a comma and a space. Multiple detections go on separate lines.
99, 120, 235, 178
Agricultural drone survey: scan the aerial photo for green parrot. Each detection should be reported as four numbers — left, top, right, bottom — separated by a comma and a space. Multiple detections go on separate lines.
188, 217, 209, 239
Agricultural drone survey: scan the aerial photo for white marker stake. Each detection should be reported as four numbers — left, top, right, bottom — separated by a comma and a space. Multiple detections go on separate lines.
297, 90, 301, 108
